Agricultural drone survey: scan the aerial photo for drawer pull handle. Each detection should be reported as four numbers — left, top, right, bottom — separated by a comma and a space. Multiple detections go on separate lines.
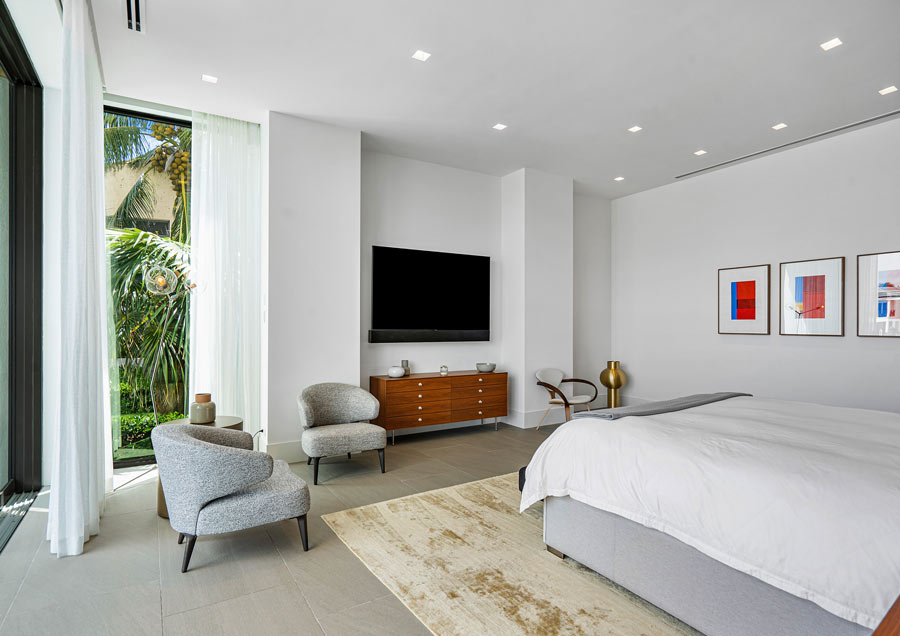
418, 394, 422, 398
478, 378, 483, 382
418, 382, 423, 386
418, 417, 423, 422
418, 406, 423, 410
478, 389, 483, 393
478, 400, 483, 404
478, 411, 483, 415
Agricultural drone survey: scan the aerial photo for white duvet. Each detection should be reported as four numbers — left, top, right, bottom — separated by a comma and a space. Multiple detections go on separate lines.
520, 396, 900, 629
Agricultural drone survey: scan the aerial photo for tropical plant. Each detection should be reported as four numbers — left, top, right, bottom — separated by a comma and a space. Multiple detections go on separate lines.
107, 228, 191, 412
104, 113, 192, 242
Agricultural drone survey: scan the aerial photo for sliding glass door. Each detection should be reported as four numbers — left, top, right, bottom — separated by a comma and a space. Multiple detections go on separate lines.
0, 72, 8, 500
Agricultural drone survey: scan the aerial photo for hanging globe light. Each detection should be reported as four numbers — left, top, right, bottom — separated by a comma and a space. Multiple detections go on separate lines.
145, 266, 177, 296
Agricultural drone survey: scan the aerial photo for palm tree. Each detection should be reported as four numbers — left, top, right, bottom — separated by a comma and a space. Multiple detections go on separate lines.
104, 113, 192, 242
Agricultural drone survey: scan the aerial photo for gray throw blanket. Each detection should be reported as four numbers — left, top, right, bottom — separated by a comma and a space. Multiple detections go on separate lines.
572, 392, 752, 421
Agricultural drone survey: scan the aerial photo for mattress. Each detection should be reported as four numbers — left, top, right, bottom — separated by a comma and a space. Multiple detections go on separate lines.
520, 396, 900, 629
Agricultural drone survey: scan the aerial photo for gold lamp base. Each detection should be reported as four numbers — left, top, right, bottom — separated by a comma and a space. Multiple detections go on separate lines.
599, 361, 627, 409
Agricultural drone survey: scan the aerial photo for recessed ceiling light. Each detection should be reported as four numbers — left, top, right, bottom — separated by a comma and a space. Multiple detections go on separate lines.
614, 176, 625, 182
694, 149, 707, 156
411, 50, 431, 62
772, 122, 788, 130
879, 85, 898, 95
627, 125, 642, 133
492, 123, 507, 131
819, 37, 842, 51
201, 74, 218, 84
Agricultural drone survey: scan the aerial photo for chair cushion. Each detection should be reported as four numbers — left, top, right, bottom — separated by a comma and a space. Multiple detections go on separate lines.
549, 395, 593, 405
301, 422, 386, 458
196, 460, 310, 535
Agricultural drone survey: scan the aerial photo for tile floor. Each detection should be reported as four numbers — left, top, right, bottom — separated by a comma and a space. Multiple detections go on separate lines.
0, 422, 558, 636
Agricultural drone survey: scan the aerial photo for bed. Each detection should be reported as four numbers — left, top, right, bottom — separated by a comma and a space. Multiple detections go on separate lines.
520, 395, 900, 636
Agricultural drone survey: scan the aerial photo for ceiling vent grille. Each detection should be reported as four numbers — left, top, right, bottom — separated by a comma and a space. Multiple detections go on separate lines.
126, 0, 144, 33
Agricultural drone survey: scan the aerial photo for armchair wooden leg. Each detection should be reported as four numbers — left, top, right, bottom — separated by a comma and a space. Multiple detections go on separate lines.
297, 515, 309, 552
377, 448, 385, 474
181, 535, 197, 573
177, 533, 184, 545
313, 457, 320, 485
564, 405, 571, 421
536, 407, 551, 430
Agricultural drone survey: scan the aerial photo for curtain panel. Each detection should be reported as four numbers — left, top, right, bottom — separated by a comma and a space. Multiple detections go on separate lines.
189, 112, 263, 442
46, 0, 115, 557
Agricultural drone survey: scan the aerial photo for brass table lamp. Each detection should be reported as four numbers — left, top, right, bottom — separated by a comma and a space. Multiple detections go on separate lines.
599, 361, 627, 408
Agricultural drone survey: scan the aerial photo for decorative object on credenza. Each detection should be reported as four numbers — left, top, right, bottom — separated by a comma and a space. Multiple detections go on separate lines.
144, 264, 196, 427
779, 257, 844, 336
718, 264, 770, 335
857, 251, 900, 338
439, 365, 449, 376
189, 393, 216, 424
599, 361, 627, 408
476, 362, 496, 373
401, 359, 411, 376
387, 366, 406, 378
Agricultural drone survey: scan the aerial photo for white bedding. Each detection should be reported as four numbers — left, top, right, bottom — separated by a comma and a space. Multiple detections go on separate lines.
520, 396, 900, 629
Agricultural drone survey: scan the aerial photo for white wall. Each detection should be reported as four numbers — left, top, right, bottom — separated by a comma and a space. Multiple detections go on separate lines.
266, 113, 361, 455
573, 194, 612, 397
611, 118, 900, 413
360, 152, 502, 382
502, 168, 575, 427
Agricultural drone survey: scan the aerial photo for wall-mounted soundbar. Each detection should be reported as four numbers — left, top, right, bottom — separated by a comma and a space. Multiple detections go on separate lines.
368, 329, 490, 343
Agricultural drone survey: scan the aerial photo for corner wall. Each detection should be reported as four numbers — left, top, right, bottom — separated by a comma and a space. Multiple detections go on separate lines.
611, 118, 900, 412
266, 112, 361, 457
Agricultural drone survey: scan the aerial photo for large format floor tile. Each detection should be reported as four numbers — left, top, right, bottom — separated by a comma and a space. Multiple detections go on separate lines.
0, 422, 557, 635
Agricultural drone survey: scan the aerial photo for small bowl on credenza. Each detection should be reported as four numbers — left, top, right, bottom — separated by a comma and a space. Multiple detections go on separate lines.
476, 362, 496, 373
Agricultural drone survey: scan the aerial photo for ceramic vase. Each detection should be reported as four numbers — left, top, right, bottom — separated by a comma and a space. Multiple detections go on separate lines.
190, 393, 216, 424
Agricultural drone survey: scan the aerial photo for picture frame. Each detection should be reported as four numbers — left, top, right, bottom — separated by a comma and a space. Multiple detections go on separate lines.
779, 257, 844, 336
718, 264, 770, 335
857, 250, 900, 338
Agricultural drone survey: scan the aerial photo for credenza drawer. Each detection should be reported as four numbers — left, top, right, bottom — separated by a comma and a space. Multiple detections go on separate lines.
450, 373, 506, 388
451, 405, 506, 421
386, 388, 451, 407
385, 377, 452, 393
387, 400, 452, 417
452, 384, 507, 400
451, 394, 507, 410
384, 412, 451, 430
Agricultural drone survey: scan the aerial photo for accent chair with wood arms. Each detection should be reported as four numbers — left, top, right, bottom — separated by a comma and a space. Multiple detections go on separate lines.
298, 382, 386, 485
535, 368, 599, 429
151, 423, 310, 573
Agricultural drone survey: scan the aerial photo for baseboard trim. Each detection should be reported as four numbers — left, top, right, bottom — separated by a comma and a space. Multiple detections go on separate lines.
266, 440, 305, 464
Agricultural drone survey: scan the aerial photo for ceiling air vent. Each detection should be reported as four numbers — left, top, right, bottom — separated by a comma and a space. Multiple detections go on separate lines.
125, 0, 144, 33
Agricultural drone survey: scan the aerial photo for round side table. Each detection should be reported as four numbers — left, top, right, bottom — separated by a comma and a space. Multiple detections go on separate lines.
156, 416, 244, 519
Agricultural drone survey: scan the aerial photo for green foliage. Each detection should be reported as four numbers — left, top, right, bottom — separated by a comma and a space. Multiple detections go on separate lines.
119, 411, 184, 447
107, 228, 191, 402
107, 173, 156, 229
118, 382, 150, 414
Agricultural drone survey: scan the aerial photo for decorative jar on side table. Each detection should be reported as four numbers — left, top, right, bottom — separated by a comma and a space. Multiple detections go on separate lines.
156, 416, 244, 519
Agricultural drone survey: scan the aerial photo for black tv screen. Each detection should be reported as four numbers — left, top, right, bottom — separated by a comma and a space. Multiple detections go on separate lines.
370, 246, 490, 342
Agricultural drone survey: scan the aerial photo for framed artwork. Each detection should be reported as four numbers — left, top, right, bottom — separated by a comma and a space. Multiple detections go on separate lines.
718, 264, 770, 334
779, 257, 844, 336
858, 250, 900, 337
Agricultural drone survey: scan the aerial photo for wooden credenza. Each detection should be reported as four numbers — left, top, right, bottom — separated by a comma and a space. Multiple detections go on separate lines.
370, 370, 508, 432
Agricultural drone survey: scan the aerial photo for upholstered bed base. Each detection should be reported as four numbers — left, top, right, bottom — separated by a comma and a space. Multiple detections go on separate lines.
544, 495, 871, 636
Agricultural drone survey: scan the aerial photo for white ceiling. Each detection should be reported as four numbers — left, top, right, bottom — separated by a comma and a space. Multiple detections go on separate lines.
92, 0, 900, 198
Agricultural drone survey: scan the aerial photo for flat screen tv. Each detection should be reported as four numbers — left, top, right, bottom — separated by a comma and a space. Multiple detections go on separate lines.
369, 246, 490, 343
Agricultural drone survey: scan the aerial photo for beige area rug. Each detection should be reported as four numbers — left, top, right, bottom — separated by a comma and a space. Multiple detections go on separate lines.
322, 473, 701, 636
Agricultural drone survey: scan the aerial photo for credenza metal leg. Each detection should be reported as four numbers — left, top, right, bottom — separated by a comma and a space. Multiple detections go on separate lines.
392, 429, 395, 445
495, 417, 498, 431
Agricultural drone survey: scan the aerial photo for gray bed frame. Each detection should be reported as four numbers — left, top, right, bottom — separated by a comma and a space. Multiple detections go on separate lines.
544, 495, 872, 636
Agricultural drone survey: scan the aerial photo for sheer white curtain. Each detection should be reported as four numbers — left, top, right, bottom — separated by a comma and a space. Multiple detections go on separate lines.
46, 0, 114, 557
189, 112, 263, 441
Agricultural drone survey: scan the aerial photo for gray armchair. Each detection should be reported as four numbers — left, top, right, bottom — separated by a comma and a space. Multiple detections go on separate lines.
298, 382, 386, 485
152, 423, 310, 573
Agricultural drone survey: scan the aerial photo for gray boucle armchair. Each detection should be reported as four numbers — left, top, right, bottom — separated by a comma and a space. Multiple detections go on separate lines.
298, 383, 386, 485
152, 423, 310, 572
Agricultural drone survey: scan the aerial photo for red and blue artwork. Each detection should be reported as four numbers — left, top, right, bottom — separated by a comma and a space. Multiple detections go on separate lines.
730, 280, 755, 320
793, 275, 825, 319
877, 269, 900, 320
